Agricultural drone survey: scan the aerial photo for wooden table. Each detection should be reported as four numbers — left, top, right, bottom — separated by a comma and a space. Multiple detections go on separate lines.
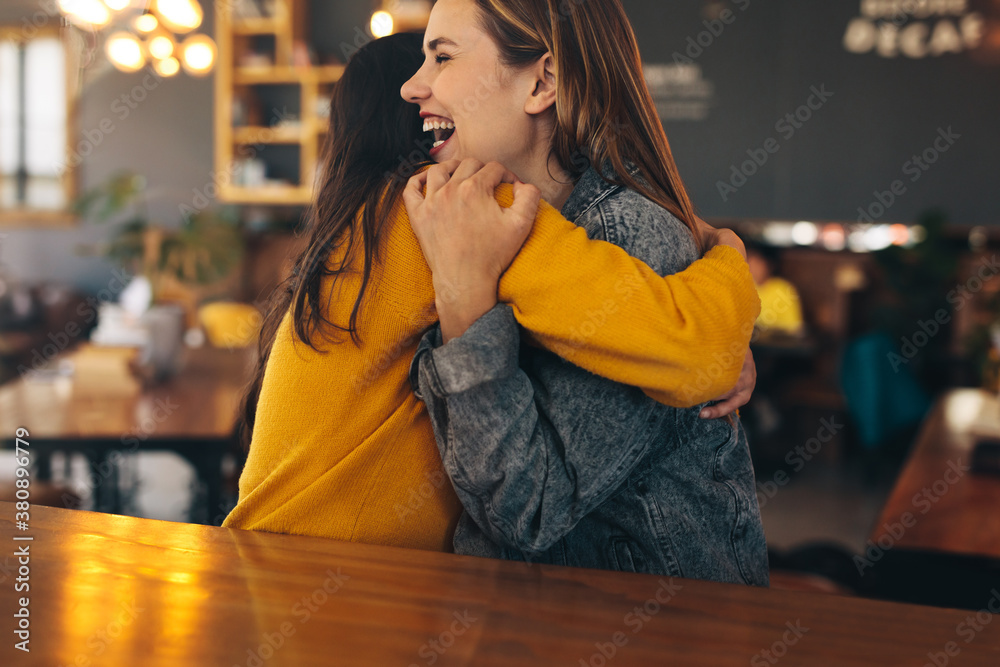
0, 345, 253, 522
871, 388, 1000, 559
1, 503, 998, 666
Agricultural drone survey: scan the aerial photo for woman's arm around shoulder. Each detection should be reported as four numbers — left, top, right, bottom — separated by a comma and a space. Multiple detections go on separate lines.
403, 159, 759, 408
498, 191, 759, 407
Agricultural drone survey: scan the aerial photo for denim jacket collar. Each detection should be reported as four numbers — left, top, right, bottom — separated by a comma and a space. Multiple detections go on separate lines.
560, 160, 643, 222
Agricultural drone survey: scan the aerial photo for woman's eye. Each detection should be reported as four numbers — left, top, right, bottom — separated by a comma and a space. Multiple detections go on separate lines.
435, 54, 451, 64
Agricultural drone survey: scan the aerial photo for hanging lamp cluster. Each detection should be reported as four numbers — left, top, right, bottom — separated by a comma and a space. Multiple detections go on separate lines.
58, 0, 217, 77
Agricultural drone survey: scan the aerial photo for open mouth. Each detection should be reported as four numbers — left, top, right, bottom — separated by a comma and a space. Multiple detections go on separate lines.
423, 118, 455, 156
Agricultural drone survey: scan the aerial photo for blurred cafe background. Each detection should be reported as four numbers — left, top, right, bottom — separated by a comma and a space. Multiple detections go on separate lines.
1, 0, 999, 607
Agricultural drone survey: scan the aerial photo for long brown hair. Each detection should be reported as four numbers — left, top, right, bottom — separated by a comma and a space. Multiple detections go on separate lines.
237, 33, 431, 451
473, 0, 703, 249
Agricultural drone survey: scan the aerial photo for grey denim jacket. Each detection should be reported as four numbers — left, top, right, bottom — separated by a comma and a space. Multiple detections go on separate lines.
409, 163, 769, 587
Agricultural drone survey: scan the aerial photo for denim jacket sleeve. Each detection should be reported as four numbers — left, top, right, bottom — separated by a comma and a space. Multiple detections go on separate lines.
410, 303, 663, 555
409, 186, 700, 556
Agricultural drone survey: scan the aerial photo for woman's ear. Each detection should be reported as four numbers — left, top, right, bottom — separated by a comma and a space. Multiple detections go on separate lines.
524, 52, 557, 116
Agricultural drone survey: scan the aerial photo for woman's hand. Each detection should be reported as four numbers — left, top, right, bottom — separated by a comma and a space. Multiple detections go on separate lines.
693, 216, 754, 418
699, 350, 756, 419
403, 158, 541, 342
695, 215, 747, 260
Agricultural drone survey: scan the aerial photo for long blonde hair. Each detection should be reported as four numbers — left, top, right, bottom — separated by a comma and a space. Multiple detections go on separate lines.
473, 0, 703, 249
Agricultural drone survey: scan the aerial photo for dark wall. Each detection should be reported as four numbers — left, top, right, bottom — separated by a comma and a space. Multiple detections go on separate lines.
309, 1, 378, 63
623, 0, 1000, 225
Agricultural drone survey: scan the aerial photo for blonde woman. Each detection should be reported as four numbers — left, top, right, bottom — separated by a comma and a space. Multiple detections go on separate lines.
401, 0, 768, 586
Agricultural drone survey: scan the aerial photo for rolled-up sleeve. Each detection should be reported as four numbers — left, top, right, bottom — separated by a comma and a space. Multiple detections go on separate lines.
410, 304, 520, 400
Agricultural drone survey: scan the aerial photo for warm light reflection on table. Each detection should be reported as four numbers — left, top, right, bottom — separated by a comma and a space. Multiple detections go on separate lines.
3, 502, 999, 666
873, 389, 1000, 560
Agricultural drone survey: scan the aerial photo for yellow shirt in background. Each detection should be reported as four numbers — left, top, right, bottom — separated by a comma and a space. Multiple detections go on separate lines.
756, 277, 804, 334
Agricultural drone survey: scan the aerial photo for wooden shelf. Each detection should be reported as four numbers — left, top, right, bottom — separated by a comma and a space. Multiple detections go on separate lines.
232, 17, 282, 35
233, 65, 345, 85
314, 65, 346, 83
215, 1, 418, 206
219, 184, 313, 205
233, 125, 303, 144
234, 66, 305, 85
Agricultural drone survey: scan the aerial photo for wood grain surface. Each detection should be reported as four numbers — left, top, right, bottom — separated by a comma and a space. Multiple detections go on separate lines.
872, 389, 1000, 560
0, 345, 253, 441
2, 502, 998, 666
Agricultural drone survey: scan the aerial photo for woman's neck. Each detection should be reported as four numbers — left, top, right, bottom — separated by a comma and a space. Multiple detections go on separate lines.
515, 151, 576, 212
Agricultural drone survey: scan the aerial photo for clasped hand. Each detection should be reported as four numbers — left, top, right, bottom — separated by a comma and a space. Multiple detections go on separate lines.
403, 159, 541, 342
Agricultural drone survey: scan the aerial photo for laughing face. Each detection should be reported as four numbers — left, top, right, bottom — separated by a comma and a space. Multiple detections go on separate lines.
400, 0, 543, 173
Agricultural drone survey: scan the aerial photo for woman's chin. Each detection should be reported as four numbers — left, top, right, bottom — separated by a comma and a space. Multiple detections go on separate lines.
432, 148, 456, 163
429, 136, 462, 162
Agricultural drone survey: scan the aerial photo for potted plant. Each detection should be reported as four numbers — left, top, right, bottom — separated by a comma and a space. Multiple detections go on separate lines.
74, 171, 245, 380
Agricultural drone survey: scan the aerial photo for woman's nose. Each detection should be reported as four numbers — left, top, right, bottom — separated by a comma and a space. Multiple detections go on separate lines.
401, 67, 430, 103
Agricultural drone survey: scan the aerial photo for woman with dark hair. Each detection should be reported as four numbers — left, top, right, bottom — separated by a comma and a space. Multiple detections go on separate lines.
401, 0, 769, 585
224, 32, 761, 579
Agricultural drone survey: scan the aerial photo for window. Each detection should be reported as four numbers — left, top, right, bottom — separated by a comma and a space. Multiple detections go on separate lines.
0, 25, 77, 224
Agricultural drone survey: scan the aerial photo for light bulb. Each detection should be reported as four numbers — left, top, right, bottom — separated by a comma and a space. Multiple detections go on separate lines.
791, 221, 819, 246
154, 0, 203, 33
149, 35, 174, 60
371, 11, 394, 38
58, 0, 112, 28
180, 34, 216, 76
134, 13, 158, 33
153, 56, 180, 77
105, 32, 146, 73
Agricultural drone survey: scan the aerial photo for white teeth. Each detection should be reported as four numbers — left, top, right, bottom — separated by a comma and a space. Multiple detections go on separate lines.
422, 119, 455, 132
432, 140, 445, 148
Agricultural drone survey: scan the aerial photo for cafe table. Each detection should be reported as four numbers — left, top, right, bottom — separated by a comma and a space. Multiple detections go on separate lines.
0, 344, 253, 522
2, 502, 999, 666
865, 388, 1000, 610
871, 388, 1000, 559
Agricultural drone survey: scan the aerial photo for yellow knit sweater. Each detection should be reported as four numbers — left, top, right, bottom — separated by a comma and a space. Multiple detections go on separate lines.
223, 185, 760, 551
